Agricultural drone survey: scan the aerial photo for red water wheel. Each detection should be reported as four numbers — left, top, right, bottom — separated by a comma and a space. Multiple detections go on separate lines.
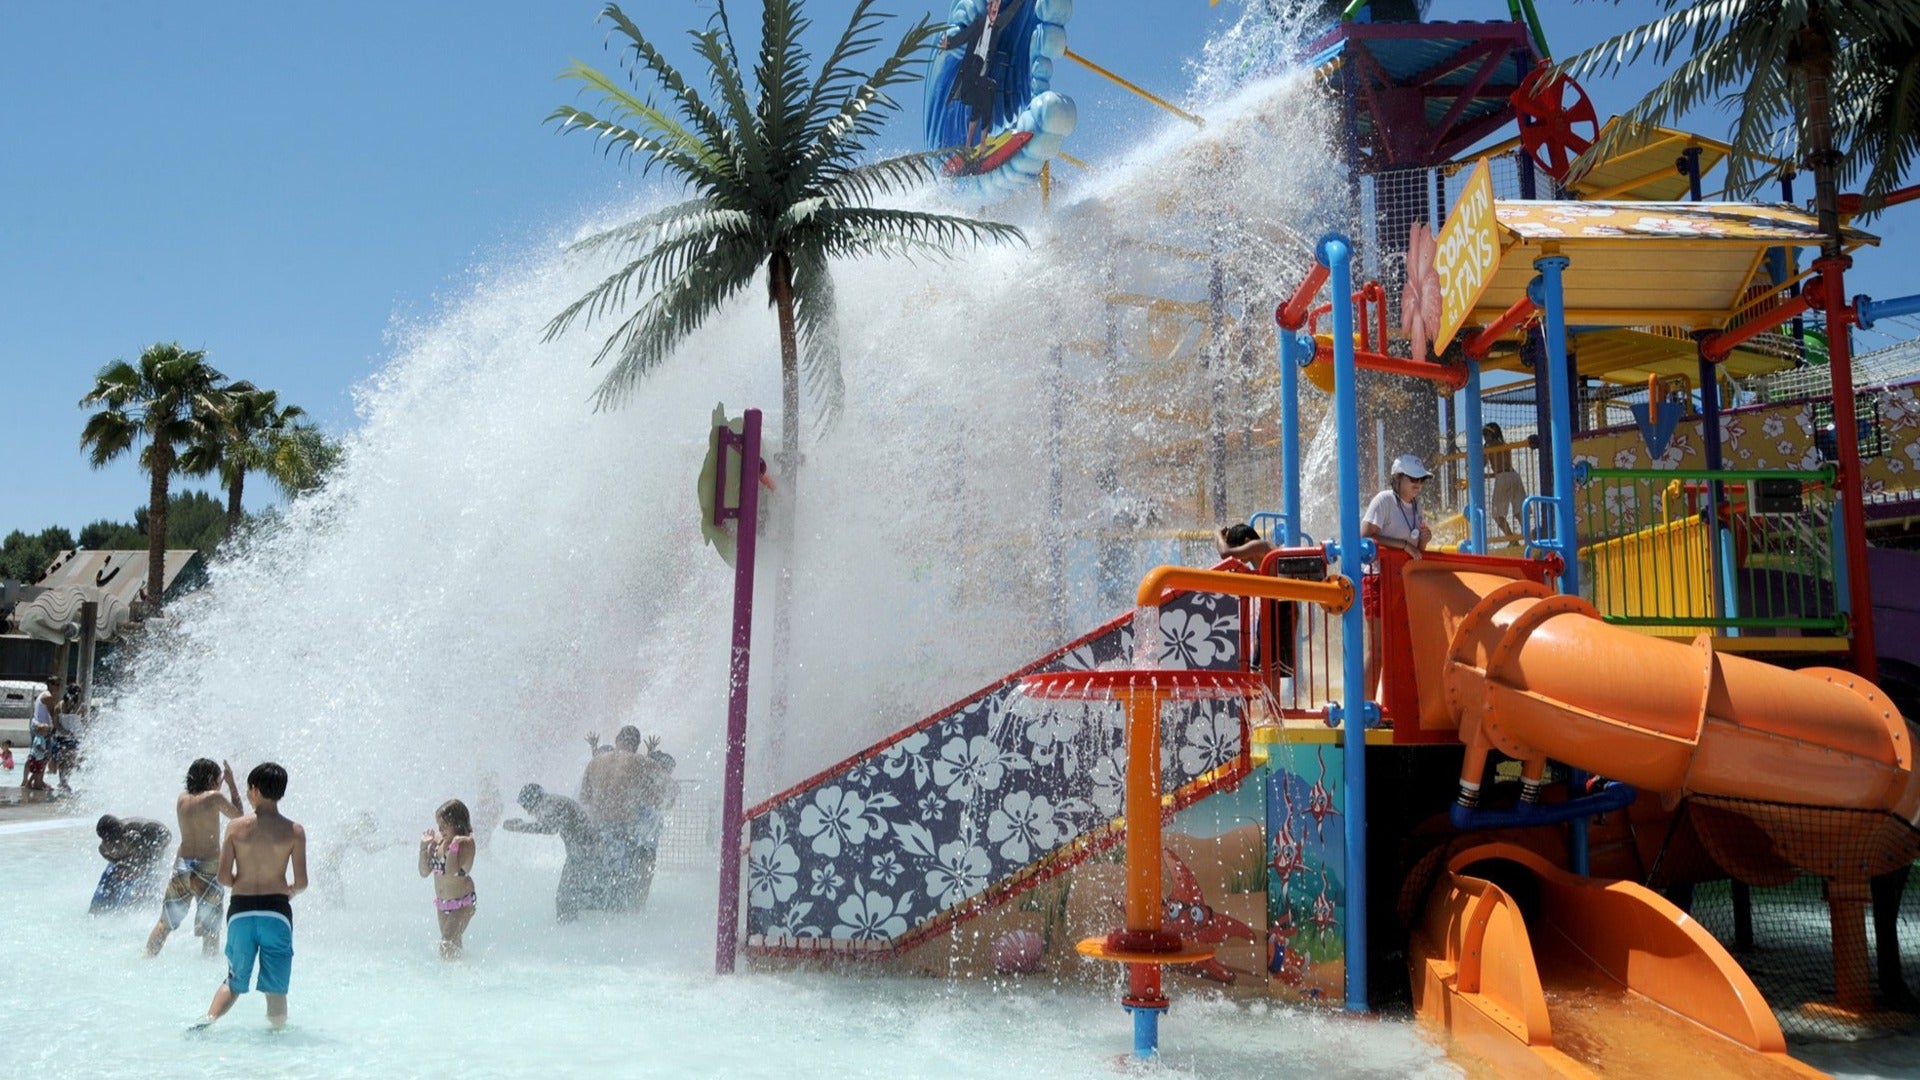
1511, 62, 1599, 182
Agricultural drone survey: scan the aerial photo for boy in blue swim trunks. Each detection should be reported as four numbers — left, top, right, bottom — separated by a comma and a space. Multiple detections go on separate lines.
196, 762, 307, 1030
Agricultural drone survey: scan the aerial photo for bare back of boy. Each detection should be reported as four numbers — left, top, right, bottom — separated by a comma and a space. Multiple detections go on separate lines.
178, 789, 241, 862
223, 812, 306, 896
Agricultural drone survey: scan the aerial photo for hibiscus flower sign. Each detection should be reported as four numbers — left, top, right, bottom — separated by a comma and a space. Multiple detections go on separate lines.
1433, 157, 1501, 355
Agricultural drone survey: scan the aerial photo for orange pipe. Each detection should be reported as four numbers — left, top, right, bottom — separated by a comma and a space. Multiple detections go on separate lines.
1122, 690, 1168, 939
1463, 295, 1537, 361
1277, 263, 1331, 331
1352, 349, 1469, 390
1135, 564, 1352, 613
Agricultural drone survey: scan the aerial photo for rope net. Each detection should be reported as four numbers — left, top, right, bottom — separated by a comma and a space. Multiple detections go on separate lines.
1653, 795, 1920, 1040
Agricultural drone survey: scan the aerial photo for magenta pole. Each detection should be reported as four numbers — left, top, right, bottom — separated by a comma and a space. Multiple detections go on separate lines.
715, 408, 762, 974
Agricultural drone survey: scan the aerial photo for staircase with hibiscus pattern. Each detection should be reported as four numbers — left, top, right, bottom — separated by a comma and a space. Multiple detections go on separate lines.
741, 587, 1251, 957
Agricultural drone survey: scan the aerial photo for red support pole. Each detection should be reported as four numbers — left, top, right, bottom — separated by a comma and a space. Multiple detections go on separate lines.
1814, 258, 1878, 681
714, 408, 763, 973
1278, 263, 1332, 331
1700, 290, 1818, 363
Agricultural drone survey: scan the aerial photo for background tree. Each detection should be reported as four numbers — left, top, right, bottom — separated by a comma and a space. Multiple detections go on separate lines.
0, 527, 75, 584
180, 382, 311, 539
78, 342, 226, 614
1568, 2, 1920, 251
546, 0, 1022, 483
546, 0, 1024, 715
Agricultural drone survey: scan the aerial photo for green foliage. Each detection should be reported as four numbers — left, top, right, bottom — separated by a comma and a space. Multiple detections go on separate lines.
0, 527, 76, 584
76, 519, 145, 551
133, 491, 227, 560
1566, 1, 1920, 206
546, 0, 1024, 430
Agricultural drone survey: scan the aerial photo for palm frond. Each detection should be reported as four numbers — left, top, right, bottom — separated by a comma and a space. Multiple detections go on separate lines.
551, 63, 725, 182
756, 0, 816, 166
545, 208, 756, 342
789, 19, 941, 192
585, 245, 766, 410
689, 26, 766, 193
1565, 2, 1801, 186
798, 206, 1026, 263
813, 152, 945, 209
597, 4, 734, 162
800, 0, 890, 138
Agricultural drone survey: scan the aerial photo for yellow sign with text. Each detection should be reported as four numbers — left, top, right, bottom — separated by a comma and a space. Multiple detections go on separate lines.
1433, 157, 1501, 354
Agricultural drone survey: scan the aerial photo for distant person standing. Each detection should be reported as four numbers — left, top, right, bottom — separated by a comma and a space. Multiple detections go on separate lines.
580, 726, 655, 911
1483, 423, 1524, 541
148, 759, 243, 957
91, 814, 173, 912
27, 677, 59, 793
52, 684, 84, 792
195, 763, 307, 1030
1359, 455, 1432, 702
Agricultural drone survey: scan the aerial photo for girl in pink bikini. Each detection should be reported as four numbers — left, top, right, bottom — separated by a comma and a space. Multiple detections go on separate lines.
418, 799, 477, 958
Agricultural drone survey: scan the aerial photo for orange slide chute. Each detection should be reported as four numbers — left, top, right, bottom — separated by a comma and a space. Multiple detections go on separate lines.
1412, 844, 1826, 1079
1399, 563, 1916, 821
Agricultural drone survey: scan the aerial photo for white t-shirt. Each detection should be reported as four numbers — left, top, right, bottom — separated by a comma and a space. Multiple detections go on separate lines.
1362, 489, 1424, 571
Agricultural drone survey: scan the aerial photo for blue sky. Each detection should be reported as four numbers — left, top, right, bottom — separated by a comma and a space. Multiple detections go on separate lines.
2, 0, 1914, 538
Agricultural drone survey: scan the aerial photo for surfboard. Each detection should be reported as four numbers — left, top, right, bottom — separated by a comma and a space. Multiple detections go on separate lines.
942, 130, 1034, 178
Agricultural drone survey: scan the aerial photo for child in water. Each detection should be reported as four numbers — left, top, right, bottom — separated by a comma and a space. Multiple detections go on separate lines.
418, 799, 477, 958
2, 739, 13, 772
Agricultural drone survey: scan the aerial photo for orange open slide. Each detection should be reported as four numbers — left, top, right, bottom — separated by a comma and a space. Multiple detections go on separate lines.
1412, 843, 1825, 1079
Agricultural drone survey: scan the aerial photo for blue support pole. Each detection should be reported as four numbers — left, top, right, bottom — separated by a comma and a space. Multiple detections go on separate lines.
1532, 256, 1579, 597
1464, 360, 1487, 554
1129, 1005, 1161, 1059
1698, 343, 1737, 634
1279, 324, 1304, 546
1319, 233, 1370, 1014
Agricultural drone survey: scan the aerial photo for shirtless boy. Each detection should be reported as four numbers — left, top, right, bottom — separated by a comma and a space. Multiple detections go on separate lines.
148, 758, 242, 956
196, 762, 307, 1030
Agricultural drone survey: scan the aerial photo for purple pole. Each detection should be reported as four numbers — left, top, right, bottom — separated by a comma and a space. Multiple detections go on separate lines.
715, 408, 762, 974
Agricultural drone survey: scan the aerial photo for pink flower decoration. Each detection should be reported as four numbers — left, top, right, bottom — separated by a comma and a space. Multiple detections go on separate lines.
1402, 221, 1442, 360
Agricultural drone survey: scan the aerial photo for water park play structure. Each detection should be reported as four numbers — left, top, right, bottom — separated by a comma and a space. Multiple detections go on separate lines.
729, 3, 1920, 1076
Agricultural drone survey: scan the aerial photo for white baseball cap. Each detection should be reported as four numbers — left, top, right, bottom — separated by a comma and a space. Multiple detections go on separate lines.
1391, 454, 1432, 480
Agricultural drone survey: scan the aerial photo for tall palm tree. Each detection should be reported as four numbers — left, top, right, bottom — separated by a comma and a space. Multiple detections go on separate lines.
1568, 2, 1920, 252
79, 343, 226, 615
545, 0, 1023, 484
180, 382, 310, 539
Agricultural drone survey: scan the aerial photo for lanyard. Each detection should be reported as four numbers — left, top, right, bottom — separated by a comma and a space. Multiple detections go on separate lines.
1397, 498, 1420, 537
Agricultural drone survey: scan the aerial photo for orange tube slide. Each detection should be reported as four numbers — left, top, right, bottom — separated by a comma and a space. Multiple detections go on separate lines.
1400, 563, 1917, 820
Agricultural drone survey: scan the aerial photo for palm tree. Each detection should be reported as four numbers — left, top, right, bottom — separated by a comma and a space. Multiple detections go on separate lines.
79, 343, 227, 615
545, 0, 1024, 486
180, 382, 311, 539
1568, 2, 1920, 252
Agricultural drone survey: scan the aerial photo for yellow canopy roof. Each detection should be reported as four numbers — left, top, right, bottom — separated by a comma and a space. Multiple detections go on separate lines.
1566, 121, 1735, 201
1469, 201, 1876, 332
1560, 328, 1793, 383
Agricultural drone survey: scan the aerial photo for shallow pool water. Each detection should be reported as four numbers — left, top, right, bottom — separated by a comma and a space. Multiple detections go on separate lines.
3, 821, 1462, 1080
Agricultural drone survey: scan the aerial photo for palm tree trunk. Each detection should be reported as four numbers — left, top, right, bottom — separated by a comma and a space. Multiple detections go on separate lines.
769, 255, 802, 726
226, 470, 246, 540
1800, 22, 1844, 261
147, 446, 172, 616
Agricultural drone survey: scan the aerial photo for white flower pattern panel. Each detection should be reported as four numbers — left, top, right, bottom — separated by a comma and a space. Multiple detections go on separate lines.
743, 589, 1245, 950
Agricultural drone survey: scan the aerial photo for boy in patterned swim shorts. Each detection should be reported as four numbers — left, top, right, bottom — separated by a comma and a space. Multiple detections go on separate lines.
150, 758, 243, 956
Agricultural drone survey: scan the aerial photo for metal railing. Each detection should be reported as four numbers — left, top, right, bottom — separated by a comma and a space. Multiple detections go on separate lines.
1575, 465, 1845, 634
